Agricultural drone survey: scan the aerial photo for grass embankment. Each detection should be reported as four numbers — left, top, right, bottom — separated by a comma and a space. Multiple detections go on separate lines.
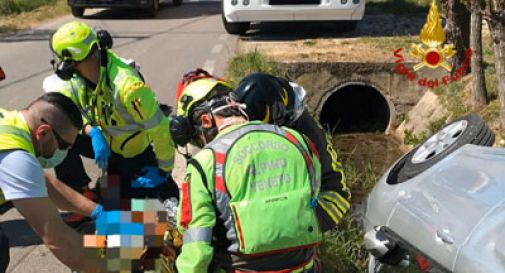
355, 0, 501, 146
0, 0, 68, 34
226, 50, 282, 86
403, 32, 501, 146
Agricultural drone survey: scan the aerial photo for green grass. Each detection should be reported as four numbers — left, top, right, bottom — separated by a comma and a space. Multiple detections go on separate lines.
480, 99, 500, 123
428, 17, 500, 127
483, 35, 495, 64
403, 115, 448, 146
476, 65, 499, 125
319, 160, 378, 273
404, 129, 424, 146
0, 0, 57, 15
484, 65, 498, 100
320, 214, 369, 273
403, 79, 472, 146
438, 80, 469, 118
226, 50, 282, 86
344, 161, 379, 203
303, 40, 317, 47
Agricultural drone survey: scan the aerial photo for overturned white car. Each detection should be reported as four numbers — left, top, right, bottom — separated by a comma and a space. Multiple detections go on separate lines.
364, 114, 504, 273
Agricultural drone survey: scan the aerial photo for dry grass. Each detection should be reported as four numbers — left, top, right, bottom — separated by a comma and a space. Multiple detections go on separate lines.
360, 36, 419, 54
0, 0, 69, 34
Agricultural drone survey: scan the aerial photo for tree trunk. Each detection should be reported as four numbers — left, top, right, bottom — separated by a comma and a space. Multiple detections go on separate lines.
442, 0, 471, 73
494, 33, 505, 128
470, 0, 488, 110
486, 0, 505, 127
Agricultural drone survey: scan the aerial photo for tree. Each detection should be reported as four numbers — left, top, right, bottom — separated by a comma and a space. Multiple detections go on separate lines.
483, 0, 505, 127
441, 0, 471, 73
469, 0, 488, 110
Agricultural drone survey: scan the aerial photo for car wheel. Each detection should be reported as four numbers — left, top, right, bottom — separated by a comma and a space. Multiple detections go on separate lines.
71, 7, 85, 17
145, 0, 159, 17
221, 4, 249, 35
398, 113, 494, 182
222, 15, 249, 35
172, 0, 183, 6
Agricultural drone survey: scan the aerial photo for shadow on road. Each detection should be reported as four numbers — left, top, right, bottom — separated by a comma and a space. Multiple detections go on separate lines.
0, 28, 151, 43
241, 14, 425, 41
0, 29, 53, 42
0, 219, 42, 247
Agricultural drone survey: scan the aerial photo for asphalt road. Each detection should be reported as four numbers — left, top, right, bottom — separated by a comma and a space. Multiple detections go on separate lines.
0, 0, 237, 272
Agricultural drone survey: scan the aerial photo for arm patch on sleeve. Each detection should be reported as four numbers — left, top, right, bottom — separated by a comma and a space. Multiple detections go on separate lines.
180, 174, 192, 229
122, 83, 159, 122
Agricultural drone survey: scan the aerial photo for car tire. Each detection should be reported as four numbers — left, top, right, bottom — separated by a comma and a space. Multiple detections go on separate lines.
145, 0, 159, 17
173, 0, 183, 6
71, 7, 85, 17
222, 16, 249, 35
221, 7, 249, 35
397, 114, 494, 182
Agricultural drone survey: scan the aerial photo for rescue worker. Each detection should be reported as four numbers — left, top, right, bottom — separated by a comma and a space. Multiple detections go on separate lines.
173, 70, 351, 232
0, 93, 107, 272
48, 21, 179, 209
42, 55, 143, 225
42, 73, 101, 226
173, 78, 323, 273
234, 72, 351, 232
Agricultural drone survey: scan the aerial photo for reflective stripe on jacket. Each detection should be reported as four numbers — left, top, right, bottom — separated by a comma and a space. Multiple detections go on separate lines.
177, 121, 323, 273
292, 111, 351, 231
58, 51, 174, 172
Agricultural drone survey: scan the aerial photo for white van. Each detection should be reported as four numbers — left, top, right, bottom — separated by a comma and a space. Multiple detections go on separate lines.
222, 0, 366, 34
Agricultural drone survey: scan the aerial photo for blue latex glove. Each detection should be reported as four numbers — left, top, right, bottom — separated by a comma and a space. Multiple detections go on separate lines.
89, 126, 110, 170
90, 204, 103, 220
132, 166, 170, 188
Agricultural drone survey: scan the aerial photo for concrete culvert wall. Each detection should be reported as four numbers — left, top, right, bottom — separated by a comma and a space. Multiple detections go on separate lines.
278, 62, 445, 133
319, 83, 391, 134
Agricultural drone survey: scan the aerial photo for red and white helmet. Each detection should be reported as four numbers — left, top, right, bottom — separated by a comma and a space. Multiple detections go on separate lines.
176, 68, 224, 102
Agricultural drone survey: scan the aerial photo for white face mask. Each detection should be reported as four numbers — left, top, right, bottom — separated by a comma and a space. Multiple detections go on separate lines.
38, 149, 68, 169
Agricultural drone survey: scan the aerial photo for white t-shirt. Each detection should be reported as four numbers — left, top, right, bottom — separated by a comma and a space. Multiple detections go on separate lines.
0, 150, 47, 200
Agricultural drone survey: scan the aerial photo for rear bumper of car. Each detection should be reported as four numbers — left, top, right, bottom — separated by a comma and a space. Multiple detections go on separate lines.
223, 0, 366, 22
68, 0, 152, 9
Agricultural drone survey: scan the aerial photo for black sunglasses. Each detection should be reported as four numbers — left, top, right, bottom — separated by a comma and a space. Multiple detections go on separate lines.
41, 118, 73, 150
